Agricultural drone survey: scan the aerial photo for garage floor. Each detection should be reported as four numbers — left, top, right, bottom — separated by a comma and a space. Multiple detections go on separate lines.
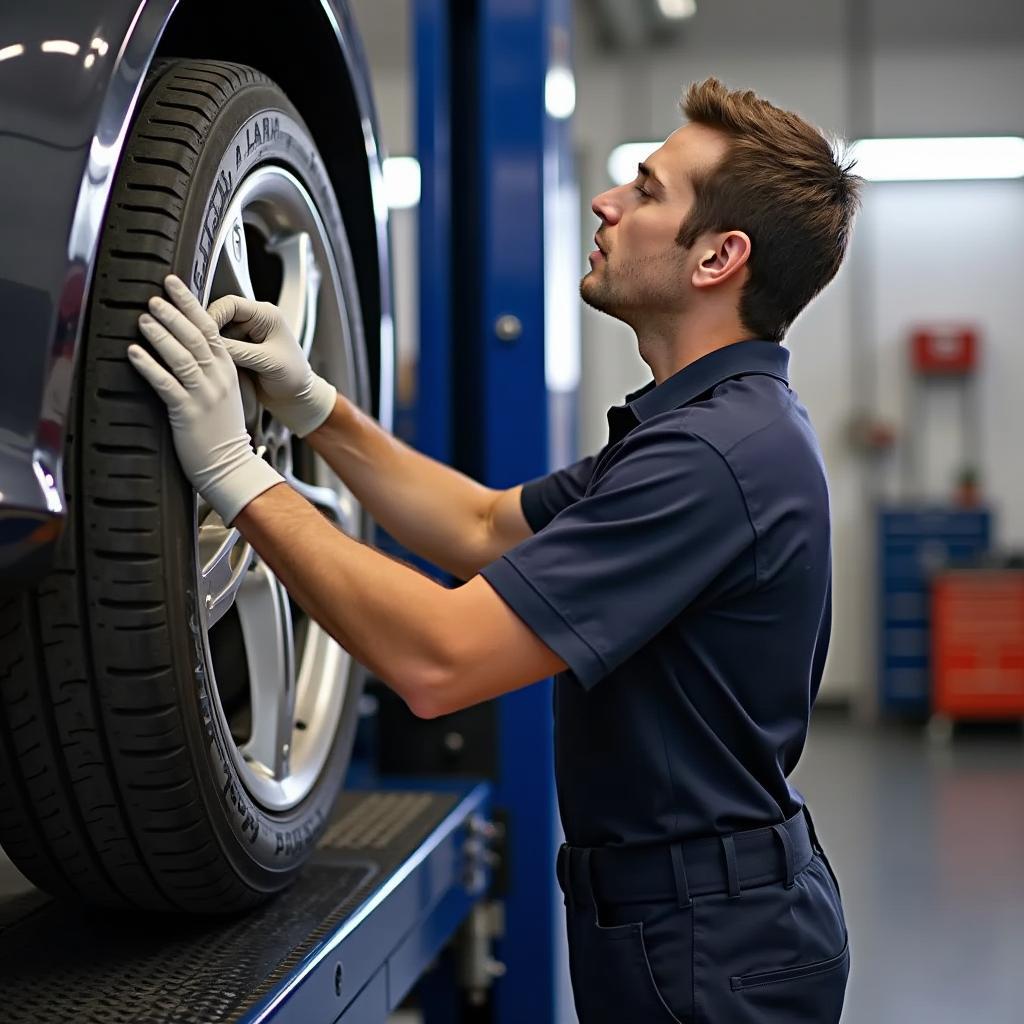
1, 711, 1021, 1023
793, 709, 1024, 1024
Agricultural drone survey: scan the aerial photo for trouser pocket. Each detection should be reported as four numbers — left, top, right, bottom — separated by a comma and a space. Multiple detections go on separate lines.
730, 939, 849, 1022
566, 900, 693, 1024
694, 854, 850, 1024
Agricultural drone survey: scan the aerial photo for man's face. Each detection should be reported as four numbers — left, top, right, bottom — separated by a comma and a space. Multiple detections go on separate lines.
581, 122, 730, 326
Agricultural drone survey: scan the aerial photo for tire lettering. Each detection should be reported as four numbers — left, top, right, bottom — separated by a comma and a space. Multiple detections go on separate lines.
244, 115, 280, 159
192, 167, 233, 294
273, 808, 325, 857
222, 773, 260, 844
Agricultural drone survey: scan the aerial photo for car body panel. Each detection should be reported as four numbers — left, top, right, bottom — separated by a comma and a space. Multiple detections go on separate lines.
0, 0, 393, 588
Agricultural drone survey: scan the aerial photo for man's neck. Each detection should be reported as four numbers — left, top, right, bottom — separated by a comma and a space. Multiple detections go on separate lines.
636, 311, 753, 384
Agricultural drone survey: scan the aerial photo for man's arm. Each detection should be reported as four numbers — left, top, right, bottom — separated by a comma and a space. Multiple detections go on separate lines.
234, 482, 567, 718
129, 275, 564, 720
305, 396, 531, 581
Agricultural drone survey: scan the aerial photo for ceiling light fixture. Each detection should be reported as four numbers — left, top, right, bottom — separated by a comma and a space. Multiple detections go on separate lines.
382, 156, 421, 210
545, 66, 576, 121
657, 0, 697, 20
607, 142, 659, 185
40, 40, 81, 56
850, 136, 1024, 181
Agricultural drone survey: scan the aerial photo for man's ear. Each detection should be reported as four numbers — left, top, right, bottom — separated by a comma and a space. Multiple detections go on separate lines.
692, 231, 751, 289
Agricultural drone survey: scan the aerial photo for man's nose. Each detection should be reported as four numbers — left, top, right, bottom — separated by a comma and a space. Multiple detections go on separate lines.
591, 188, 621, 224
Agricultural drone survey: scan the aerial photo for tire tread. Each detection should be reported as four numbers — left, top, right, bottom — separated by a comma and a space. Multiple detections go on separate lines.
0, 60, 277, 914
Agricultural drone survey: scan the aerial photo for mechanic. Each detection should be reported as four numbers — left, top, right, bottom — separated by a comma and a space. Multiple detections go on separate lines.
128, 78, 859, 1022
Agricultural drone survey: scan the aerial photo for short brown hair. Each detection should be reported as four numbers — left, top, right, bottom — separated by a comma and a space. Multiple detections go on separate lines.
678, 77, 862, 341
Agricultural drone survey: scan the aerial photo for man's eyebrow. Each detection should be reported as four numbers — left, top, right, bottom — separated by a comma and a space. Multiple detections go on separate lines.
638, 162, 664, 189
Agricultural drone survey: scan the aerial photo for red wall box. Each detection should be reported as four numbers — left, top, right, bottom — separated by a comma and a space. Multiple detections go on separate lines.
910, 326, 978, 375
931, 569, 1024, 718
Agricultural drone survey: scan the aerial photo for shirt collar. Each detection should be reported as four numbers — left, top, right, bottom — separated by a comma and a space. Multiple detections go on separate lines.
623, 339, 790, 423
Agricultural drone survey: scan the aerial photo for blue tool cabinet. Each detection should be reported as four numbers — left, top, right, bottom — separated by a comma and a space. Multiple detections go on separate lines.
877, 505, 992, 714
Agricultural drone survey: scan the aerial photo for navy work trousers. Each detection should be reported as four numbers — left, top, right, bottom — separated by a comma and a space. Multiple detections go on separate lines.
556, 809, 849, 1023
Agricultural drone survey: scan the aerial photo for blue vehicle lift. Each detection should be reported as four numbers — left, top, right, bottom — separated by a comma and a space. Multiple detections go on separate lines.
0, 0, 573, 1019
0, 784, 495, 1022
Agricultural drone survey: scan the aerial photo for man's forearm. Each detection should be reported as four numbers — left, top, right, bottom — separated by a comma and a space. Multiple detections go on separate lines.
232, 482, 565, 719
234, 481, 456, 716
305, 395, 521, 579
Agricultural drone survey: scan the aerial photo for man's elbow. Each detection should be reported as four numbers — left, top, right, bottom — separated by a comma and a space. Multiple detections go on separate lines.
403, 661, 460, 720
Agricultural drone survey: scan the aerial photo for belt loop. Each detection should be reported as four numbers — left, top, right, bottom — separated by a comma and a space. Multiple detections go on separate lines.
669, 842, 692, 909
772, 823, 796, 889
721, 835, 741, 898
579, 847, 598, 914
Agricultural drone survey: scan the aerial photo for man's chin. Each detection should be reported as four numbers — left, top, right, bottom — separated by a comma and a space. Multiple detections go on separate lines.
579, 275, 617, 317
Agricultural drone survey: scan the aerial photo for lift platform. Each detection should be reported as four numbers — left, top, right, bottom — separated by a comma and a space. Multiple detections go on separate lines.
0, 782, 493, 1024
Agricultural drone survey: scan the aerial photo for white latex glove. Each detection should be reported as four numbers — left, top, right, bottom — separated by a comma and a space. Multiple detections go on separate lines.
206, 295, 337, 438
127, 275, 283, 525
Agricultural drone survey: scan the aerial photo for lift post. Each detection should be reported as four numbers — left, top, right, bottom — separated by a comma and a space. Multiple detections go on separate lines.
414, 1, 575, 1020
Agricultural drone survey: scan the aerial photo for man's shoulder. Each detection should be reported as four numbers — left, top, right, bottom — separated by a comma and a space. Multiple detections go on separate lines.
658, 373, 802, 458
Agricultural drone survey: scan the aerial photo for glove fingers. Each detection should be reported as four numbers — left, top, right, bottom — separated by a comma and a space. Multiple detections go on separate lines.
221, 335, 270, 370
147, 295, 213, 366
163, 274, 223, 347
127, 343, 187, 405
138, 316, 203, 388
207, 293, 271, 341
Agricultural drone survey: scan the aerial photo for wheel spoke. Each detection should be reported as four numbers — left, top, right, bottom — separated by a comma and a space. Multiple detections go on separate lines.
237, 560, 296, 780
211, 213, 257, 301
284, 469, 358, 535
198, 510, 254, 627
269, 231, 321, 357
196, 163, 369, 812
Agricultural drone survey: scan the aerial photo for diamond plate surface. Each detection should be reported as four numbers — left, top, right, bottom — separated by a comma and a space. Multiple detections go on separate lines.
0, 791, 459, 1023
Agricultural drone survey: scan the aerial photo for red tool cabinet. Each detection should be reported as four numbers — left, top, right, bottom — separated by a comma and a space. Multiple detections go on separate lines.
931, 569, 1024, 718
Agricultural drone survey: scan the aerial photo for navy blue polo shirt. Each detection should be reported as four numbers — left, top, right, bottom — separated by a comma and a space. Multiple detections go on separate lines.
481, 339, 832, 848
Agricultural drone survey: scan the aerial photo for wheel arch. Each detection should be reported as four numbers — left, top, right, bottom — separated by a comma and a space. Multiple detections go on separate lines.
0, 0, 393, 589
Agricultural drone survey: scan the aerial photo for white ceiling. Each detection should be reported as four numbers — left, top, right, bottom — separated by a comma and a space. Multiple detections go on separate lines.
347, 0, 1024, 71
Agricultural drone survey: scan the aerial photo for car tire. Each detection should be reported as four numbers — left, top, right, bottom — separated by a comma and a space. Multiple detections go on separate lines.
0, 59, 373, 913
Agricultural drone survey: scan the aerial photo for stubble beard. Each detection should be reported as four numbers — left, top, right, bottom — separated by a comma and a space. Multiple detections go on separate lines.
580, 249, 689, 326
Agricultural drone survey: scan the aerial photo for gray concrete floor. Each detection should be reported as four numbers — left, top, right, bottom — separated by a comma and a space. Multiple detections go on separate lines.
793, 710, 1024, 1024
1, 710, 1022, 1022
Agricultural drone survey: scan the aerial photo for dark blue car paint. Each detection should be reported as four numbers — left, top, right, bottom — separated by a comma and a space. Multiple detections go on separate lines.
0, 0, 393, 585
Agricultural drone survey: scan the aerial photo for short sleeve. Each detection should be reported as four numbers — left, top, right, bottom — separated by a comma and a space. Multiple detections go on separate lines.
520, 451, 604, 533
481, 427, 756, 689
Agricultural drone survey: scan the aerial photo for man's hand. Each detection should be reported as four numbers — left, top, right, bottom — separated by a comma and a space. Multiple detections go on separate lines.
127, 274, 283, 525
207, 294, 337, 438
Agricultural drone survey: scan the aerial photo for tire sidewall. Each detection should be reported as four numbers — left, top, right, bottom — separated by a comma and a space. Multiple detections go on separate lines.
159, 79, 368, 881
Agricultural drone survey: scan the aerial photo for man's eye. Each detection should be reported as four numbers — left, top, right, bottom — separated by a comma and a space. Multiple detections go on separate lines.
634, 184, 651, 199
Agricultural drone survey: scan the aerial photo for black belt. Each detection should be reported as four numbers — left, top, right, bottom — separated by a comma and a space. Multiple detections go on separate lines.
557, 808, 815, 909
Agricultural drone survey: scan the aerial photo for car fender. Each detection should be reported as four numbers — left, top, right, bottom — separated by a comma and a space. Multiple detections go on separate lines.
0, 0, 393, 584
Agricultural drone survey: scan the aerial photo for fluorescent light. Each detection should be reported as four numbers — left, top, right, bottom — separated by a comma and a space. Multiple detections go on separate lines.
90, 37, 109, 56
382, 156, 420, 209
545, 67, 576, 120
850, 136, 1024, 181
41, 40, 81, 56
657, 0, 697, 18
607, 142, 659, 185
544, 179, 581, 392
0, 43, 25, 62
